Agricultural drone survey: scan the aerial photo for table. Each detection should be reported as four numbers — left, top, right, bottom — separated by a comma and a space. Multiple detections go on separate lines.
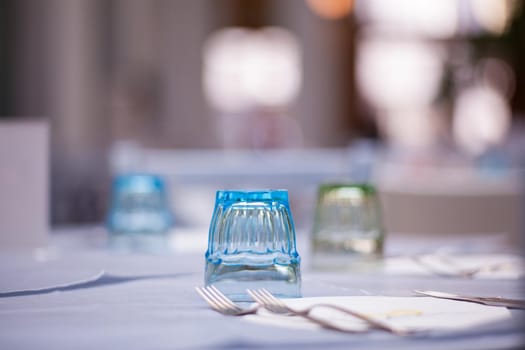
0, 227, 524, 350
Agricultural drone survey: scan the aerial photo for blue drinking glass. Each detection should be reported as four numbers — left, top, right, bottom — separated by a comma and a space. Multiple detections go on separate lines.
205, 190, 301, 301
106, 174, 174, 252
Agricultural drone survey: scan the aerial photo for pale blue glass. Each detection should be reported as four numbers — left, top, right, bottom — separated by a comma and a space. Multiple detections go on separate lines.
106, 174, 173, 253
205, 190, 301, 301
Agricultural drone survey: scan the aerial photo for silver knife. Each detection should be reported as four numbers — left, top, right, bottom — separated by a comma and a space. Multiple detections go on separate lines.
413, 290, 525, 309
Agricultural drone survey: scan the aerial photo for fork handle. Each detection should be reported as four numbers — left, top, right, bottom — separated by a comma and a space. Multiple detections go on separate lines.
286, 309, 370, 334
298, 303, 408, 335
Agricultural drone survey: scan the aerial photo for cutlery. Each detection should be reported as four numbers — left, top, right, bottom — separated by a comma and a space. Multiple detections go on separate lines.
409, 254, 519, 279
196, 285, 368, 333
195, 285, 259, 316
413, 290, 525, 309
410, 255, 479, 278
196, 286, 413, 335
247, 288, 412, 335
195, 285, 370, 332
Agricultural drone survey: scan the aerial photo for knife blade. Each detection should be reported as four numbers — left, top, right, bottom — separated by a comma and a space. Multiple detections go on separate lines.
413, 290, 525, 309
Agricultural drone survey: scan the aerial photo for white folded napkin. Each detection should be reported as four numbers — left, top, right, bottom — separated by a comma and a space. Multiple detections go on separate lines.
383, 253, 524, 279
243, 296, 511, 333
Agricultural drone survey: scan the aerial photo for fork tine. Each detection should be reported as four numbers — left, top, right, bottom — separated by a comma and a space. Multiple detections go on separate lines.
245, 289, 258, 301
196, 286, 259, 316
208, 285, 242, 311
254, 289, 279, 307
195, 286, 222, 312
195, 286, 208, 302
246, 289, 265, 305
247, 289, 272, 306
198, 286, 234, 313
260, 289, 287, 307
203, 286, 237, 311
247, 289, 289, 314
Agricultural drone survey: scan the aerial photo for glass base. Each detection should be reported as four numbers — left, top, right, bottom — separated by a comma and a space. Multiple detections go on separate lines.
312, 234, 383, 255
310, 251, 383, 271
205, 261, 301, 301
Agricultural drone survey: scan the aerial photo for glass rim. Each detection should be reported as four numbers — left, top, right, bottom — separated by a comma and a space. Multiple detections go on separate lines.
216, 189, 289, 202
318, 183, 377, 195
113, 173, 166, 191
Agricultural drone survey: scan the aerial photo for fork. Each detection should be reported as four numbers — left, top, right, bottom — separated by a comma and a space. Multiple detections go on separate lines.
247, 288, 411, 336
195, 285, 259, 316
196, 285, 410, 335
196, 285, 371, 334
195, 285, 327, 319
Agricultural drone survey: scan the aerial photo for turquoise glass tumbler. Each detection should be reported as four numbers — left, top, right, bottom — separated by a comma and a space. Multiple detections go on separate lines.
205, 190, 301, 301
106, 174, 173, 252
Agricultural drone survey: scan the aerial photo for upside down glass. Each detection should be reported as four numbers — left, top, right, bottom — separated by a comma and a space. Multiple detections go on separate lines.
205, 190, 301, 301
311, 183, 384, 269
106, 174, 174, 253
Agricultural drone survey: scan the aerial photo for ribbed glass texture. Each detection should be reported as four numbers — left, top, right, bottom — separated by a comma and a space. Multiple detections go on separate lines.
312, 183, 384, 268
205, 190, 301, 301
106, 174, 173, 253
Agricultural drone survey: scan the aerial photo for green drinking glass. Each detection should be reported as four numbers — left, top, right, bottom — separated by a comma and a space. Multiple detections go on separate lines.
311, 183, 384, 269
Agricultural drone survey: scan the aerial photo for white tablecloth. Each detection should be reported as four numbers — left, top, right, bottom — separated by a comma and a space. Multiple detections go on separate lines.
0, 227, 523, 350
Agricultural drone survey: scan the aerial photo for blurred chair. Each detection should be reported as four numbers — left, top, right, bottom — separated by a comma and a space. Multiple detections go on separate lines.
377, 166, 524, 247
135, 148, 352, 230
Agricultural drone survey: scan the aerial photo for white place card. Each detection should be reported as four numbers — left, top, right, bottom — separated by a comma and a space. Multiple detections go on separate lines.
0, 119, 49, 249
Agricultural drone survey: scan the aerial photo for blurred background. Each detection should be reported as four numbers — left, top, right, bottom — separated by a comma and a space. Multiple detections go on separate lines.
1, 0, 525, 244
